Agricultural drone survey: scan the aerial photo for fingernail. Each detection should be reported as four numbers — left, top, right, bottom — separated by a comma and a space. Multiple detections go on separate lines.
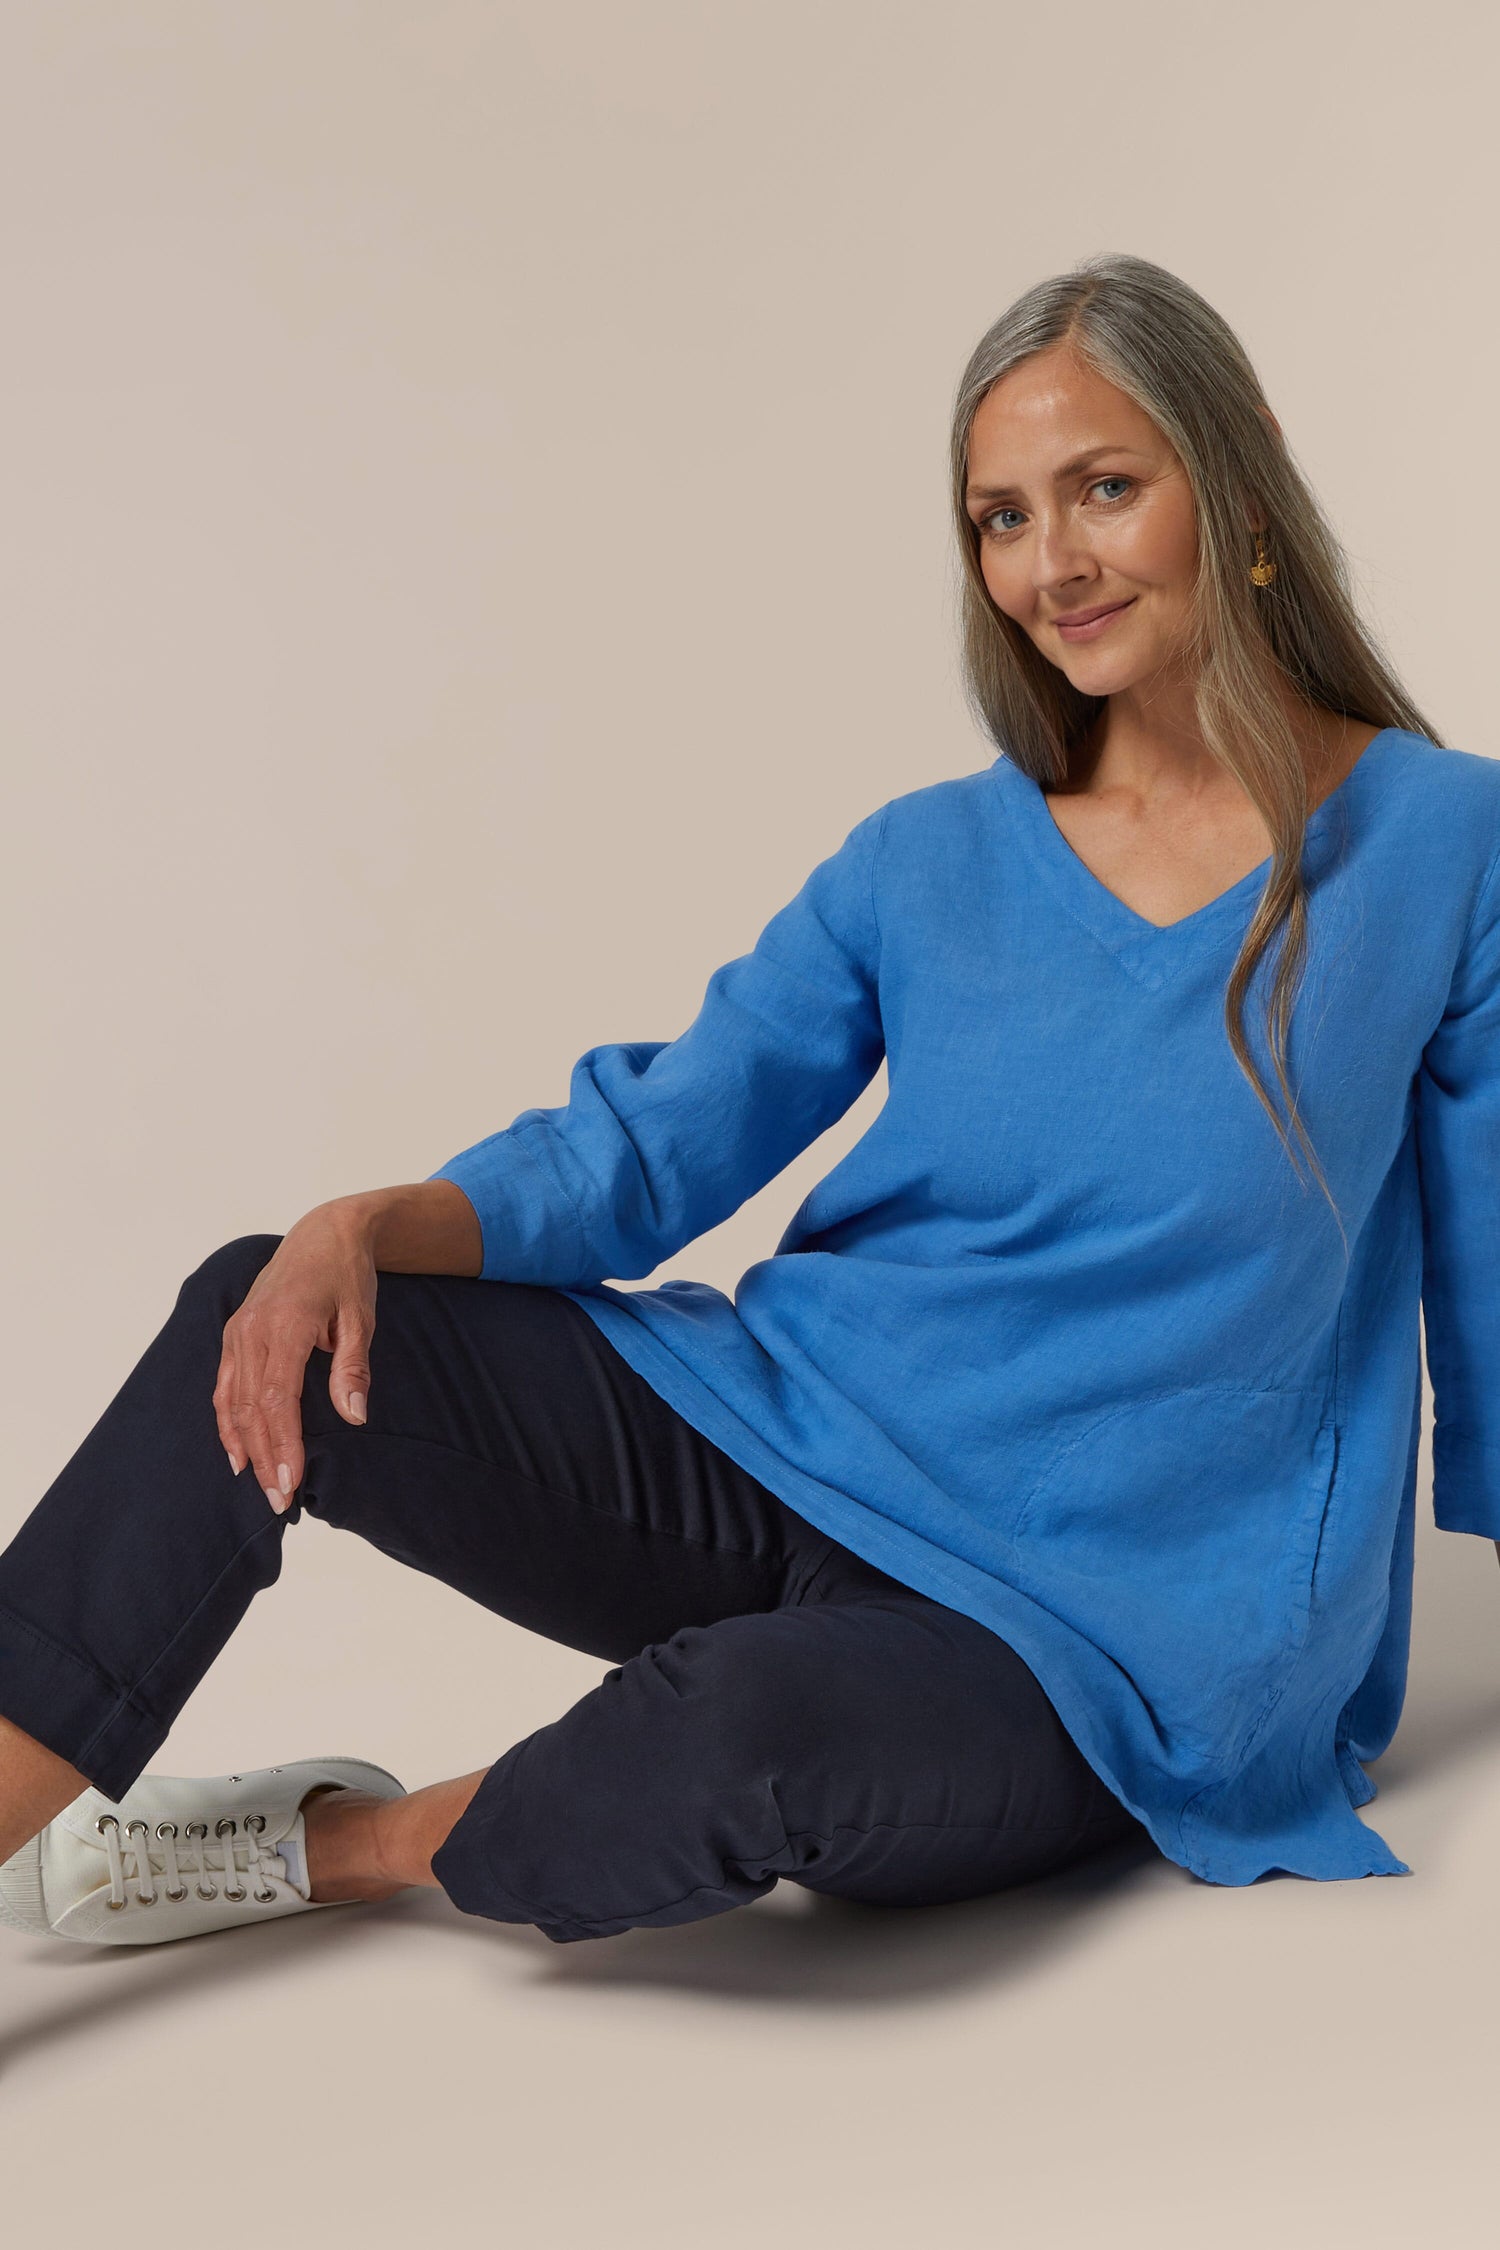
348, 1392, 367, 1424
277, 1463, 294, 1496
227, 1451, 244, 1477
265, 1487, 288, 1514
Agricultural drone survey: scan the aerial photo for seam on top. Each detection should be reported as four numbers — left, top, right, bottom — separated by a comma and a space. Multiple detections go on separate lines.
1471, 833, 1500, 933
868, 799, 888, 969
1451, 833, 1500, 986
993, 765, 1163, 976
1475, 828, 1500, 922
1418, 831, 1500, 1055
511, 1116, 595, 1271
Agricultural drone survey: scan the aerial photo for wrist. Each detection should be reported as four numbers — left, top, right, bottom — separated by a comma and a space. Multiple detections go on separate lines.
305, 1190, 389, 1262
314, 1181, 482, 1277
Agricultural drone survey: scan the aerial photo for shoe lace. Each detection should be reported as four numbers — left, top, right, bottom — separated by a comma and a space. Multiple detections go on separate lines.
94, 1812, 290, 1913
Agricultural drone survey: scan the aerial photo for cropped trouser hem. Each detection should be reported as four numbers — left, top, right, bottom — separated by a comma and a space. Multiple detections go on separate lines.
0, 1599, 173, 1804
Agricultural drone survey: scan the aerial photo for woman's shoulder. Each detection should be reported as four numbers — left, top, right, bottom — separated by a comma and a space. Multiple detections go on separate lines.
865, 757, 1009, 843
1370, 731, 1500, 890
1377, 728, 1500, 820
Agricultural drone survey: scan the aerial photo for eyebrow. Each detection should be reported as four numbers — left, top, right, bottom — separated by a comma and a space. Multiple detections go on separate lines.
964, 446, 1145, 509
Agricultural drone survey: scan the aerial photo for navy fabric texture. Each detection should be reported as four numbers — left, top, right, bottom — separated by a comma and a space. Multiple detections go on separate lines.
0, 1235, 1149, 1942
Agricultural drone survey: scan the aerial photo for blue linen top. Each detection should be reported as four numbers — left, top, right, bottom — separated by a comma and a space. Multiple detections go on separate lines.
429, 725, 1500, 1885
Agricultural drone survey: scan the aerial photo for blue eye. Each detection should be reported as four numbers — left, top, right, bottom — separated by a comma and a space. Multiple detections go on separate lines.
1093, 476, 1132, 501
983, 507, 1025, 534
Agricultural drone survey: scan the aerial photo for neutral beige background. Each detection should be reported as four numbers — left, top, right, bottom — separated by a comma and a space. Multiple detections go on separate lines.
3, 4, 1499, 2242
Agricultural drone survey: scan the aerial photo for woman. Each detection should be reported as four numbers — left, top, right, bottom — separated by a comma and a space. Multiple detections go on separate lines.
2, 252, 1495, 1949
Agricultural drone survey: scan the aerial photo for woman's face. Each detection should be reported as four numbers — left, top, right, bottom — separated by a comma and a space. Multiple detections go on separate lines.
963, 343, 1200, 702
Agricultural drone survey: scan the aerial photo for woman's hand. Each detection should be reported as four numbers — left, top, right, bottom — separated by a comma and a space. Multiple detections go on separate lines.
213, 1200, 378, 1513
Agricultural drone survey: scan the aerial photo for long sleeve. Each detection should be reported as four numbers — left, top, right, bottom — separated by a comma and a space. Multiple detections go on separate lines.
427, 803, 888, 1286
1416, 843, 1500, 1537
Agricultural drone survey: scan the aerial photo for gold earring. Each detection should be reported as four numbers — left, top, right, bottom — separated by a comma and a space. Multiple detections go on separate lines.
1249, 530, 1277, 587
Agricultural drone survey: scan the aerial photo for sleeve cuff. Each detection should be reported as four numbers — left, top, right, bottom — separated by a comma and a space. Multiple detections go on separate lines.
1432, 1423, 1500, 1539
426, 1127, 590, 1284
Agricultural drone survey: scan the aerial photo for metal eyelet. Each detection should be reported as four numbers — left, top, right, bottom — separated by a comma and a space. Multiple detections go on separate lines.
155, 1824, 187, 1898
244, 1813, 274, 1900
216, 1818, 246, 1899
185, 1819, 216, 1899
125, 1820, 158, 1904
96, 1808, 126, 1906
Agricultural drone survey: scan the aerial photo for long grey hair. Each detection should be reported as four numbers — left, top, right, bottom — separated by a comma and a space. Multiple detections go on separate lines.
949, 252, 1439, 1237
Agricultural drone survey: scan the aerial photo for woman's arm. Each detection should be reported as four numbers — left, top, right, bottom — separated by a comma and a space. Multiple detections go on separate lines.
426, 804, 888, 1288
339, 1178, 483, 1275
214, 805, 887, 1508
1416, 842, 1500, 1542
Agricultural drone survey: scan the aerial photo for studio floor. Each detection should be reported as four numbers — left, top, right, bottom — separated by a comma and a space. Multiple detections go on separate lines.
3, 1485, 1497, 2249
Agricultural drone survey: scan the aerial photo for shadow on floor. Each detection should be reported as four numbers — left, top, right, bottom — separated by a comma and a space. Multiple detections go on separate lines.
1376, 1689, 1500, 1785
0, 1826, 1167, 2076
0, 1892, 414, 2083
511, 1829, 1172, 2007
10, 1634, 1498, 2077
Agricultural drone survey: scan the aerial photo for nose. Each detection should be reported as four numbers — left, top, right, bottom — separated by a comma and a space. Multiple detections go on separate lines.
1030, 511, 1097, 597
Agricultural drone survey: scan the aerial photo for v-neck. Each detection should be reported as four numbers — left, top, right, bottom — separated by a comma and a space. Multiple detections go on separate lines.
994, 728, 1394, 983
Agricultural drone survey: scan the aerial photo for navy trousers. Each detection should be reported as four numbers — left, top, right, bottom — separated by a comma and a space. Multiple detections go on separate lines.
0, 1234, 1150, 1943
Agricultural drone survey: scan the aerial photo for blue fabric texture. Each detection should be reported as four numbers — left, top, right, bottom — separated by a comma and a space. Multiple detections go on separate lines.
429, 727, 1500, 1885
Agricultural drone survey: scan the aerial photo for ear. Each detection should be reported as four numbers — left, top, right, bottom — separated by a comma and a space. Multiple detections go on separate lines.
1256, 400, 1284, 444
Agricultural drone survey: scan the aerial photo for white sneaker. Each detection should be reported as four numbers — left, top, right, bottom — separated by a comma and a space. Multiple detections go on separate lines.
0, 1755, 406, 1946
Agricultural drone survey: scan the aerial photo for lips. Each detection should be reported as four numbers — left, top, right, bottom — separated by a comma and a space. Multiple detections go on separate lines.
1054, 598, 1135, 629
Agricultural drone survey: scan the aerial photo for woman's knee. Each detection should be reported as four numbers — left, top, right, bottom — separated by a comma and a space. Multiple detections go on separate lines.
432, 1624, 811, 1938
487, 1616, 843, 1864
174, 1233, 284, 1323
633, 1616, 830, 1779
